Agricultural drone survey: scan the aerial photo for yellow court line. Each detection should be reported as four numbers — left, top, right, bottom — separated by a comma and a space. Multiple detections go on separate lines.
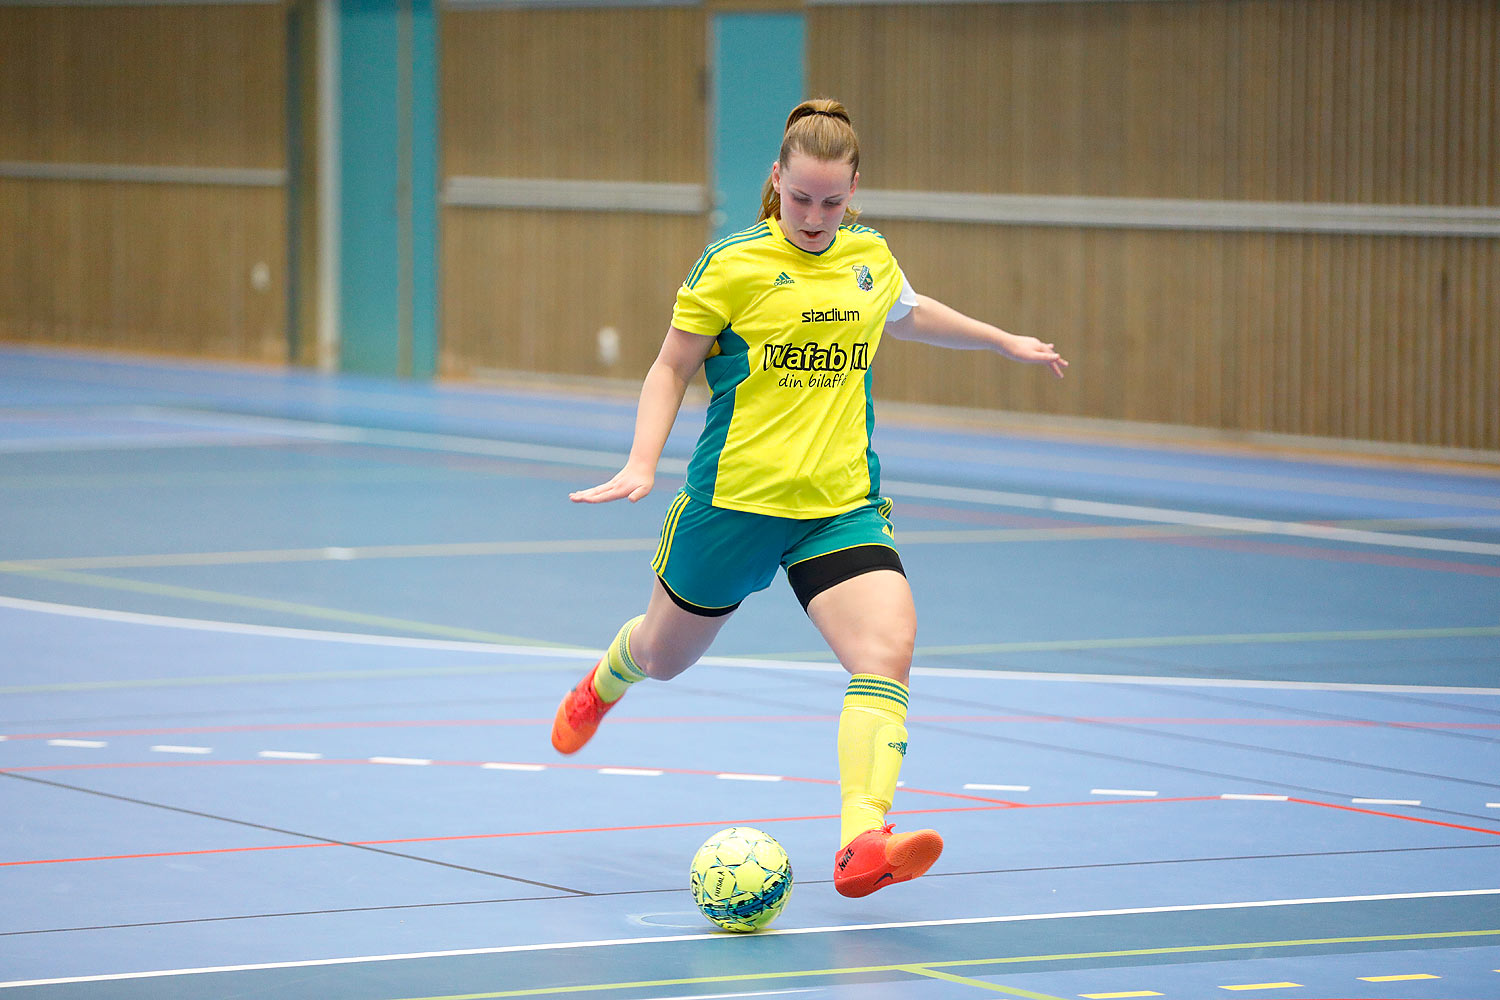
0, 565, 567, 648
0, 538, 658, 571
1219, 984, 1301, 992
758, 624, 1500, 662
902, 966, 1070, 998
6, 511, 1487, 571
1358, 973, 1440, 982
385, 929, 1500, 1000
0, 663, 574, 696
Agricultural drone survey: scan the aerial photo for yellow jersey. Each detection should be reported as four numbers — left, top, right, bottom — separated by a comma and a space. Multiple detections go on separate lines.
671, 214, 907, 518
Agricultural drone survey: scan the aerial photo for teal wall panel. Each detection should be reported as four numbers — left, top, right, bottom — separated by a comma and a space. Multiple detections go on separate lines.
408, 0, 438, 379
710, 13, 806, 242
338, 0, 436, 378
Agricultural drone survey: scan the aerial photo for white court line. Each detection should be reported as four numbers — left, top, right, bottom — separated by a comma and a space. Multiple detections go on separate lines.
0, 432, 306, 455
1092, 788, 1159, 797
23, 407, 1500, 552
149, 745, 212, 755
716, 773, 782, 782
965, 783, 1031, 792
45, 738, 106, 748
1352, 798, 1422, 806
136, 407, 1500, 515
599, 768, 663, 777
3, 888, 1497, 990
635, 992, 816, 1000
258, 751, 322, 760
2, 595, 1498, 696
0, 595, 591, 657
642, 992, 815, 1000
130, 406, 637, 470
882, 479, 1500, 556
368, 757, 431, 766
481, 762, 545, 772
1222, 794, 1290, 802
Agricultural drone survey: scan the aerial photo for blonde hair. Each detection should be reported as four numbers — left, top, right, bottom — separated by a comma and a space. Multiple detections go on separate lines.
757, 98, 861, 226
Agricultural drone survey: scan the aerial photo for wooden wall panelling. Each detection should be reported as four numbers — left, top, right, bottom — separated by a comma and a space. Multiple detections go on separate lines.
0, 4, 288, 362
811, 1, 1497, 205
845, 218, 1497, 450
439, 7, 708, 381
810, 1, 1497, 451
0, 180, 286, 362
441, 209, 707, 380
0, 5, 284, 168
441, 8, 705, 183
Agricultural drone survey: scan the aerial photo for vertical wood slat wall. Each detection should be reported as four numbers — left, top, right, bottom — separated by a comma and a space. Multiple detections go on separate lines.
439, 8, 709, 380
0, 6, 288, 362
810, 0, 1498, 450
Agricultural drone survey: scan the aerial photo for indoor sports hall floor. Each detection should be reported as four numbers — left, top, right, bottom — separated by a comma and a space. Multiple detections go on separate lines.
1, 345, 1498, 1000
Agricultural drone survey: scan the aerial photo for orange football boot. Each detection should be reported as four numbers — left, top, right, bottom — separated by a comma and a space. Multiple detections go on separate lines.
833, 824, 944, 898
550, 663, 615, 754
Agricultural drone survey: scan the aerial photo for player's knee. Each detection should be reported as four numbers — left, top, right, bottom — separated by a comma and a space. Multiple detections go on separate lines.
851, 627, 914, 683
630, 631, 698, 681
639, 655, 692, 681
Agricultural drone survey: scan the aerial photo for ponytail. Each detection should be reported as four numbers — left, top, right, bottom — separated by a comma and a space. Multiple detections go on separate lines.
757, 98, 861, 225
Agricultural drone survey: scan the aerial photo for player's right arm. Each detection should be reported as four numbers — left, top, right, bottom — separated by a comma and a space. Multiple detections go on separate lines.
569, 325, 715, 504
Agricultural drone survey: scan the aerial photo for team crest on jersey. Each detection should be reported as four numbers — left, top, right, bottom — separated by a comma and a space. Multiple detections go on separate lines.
852, 264, 873, 291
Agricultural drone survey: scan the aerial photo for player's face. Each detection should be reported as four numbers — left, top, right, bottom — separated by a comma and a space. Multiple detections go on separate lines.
772, 153, 858, 253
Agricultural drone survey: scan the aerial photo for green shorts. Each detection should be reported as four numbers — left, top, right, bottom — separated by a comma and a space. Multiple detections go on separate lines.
650, 492, 904, 616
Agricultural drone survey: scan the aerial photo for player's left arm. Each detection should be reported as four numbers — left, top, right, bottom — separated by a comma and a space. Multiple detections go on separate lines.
885, 294, 1067, 379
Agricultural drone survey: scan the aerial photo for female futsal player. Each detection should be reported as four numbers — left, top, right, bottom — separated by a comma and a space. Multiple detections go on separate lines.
553, 99, 1067, 898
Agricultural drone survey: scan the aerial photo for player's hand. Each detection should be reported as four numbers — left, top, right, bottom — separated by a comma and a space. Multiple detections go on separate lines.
1006, 336, 1069, 379
570, 466, 654, 504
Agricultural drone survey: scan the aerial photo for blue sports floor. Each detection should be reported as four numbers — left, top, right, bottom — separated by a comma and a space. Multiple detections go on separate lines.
1, 346, 1498, 999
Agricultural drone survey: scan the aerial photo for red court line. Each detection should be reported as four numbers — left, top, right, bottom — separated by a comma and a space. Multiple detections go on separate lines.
0, 757, 1026, 806
6, 716, 1495, 742
1288, 797, 1500, 837
0, 716, 834, 741
1165, 533, 1500, 577
11, 792, 1496, 870
1, 797, 1225, 869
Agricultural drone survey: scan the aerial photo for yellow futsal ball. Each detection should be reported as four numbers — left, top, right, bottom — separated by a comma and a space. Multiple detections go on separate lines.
689, 827, 794, 932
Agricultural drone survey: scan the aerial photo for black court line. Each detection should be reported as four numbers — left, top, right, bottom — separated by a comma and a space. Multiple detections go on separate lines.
643, 673, 1500, 821
916, 688, 1500, 793
0, 771, 589, 895
1361, 689, 1500, 718
906, 721, 1500, 826
1071, 646, 1500, 697
0, 695, 567, 732
9, 843, 1496, 939
1113, 683, 1500, 747
930, 841, 1500, 882
0, 885, 685, 938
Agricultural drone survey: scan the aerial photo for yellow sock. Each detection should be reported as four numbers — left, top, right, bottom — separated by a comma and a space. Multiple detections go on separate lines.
837, 674, 910, 848
592, 615, 647, 703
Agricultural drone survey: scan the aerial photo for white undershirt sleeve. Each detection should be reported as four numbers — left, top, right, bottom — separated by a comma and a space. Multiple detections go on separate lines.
884, 268, 920, 323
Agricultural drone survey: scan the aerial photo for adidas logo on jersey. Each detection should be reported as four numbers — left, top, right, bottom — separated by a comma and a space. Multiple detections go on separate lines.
773, 272, 795, 286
